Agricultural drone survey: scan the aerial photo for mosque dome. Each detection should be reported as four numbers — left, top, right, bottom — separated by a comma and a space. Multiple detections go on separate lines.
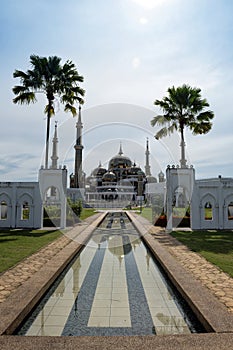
158, 171, 165, 182
108, 144, 132, 170
91, 162, 107, 177
129, 164, 145, 176
146, 175, 157, 183
102, 171, 117, 183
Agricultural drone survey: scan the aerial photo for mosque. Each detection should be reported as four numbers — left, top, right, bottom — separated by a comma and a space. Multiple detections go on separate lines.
83, 142, 161, 206
68, 107, 164, 208
1, 106, 233, 231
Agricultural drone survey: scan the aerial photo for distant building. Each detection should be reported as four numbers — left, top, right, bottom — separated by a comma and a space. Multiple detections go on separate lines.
85, 143, 149, 206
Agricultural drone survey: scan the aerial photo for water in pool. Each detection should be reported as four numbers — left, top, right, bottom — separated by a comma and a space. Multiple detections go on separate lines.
17, 212, 203, 336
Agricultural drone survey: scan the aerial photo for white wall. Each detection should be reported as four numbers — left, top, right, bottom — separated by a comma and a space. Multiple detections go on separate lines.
191, 177, 233, 230
0, 182, 42, 228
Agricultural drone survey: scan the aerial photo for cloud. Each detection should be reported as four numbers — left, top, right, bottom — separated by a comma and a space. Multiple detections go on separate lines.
0, 153, 39, 181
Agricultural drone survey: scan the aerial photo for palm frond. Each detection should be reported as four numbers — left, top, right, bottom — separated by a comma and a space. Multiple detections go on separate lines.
64, 103, 77, 116
13, 92, 36, 104
191, 121, 213, 135
44, 104, 55, 116
167, 122, 177, 134
12, 85, 29, 95
196, 110, 214, 122
154, 127, 169, 140
151, 115, 167, 127
71, 86, 85, 96
13, 70, 29, 80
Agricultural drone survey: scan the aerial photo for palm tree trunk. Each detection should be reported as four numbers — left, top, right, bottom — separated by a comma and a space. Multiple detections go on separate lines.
180, 126, 187, 168
45, 101, 52, 169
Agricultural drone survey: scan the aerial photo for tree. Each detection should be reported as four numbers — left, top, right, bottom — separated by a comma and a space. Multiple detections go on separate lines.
151, 84, 214, 167
13, 54, 85, 168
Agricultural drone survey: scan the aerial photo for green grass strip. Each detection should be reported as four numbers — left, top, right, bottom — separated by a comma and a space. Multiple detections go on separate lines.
0, 229, 62, 274
170, 230, 233, 278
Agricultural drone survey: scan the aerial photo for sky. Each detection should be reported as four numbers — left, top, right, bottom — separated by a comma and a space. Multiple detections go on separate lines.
1, 0, 233, 181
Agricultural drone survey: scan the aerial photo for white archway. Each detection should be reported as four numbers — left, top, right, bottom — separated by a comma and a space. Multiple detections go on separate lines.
200, 193, 218, 229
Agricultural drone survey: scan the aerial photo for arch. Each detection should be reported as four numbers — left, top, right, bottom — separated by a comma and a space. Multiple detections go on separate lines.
0, 192, 12, 226
17, 193, 34, 222
201, 193, 216, 207
200, 193, 217, 228
44, 186, 60, 202
18, 193, 33, 205
21, 201, 30, 220
0, 201, 8, 220
224, 194, 233, 206
0, 192, 12, 205
173, 186, 190, 208
204, 201, 213, 220
223, 194, 233, 225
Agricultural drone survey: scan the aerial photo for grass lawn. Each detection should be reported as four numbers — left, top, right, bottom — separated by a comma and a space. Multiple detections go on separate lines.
0, 210, 97, 274
0, 229, 62, 274
140, 207, 153, 222
80, 208, 97, 220
170, 230, 233, 278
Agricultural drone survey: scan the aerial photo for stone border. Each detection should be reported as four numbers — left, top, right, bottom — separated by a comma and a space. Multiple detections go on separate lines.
0, 333, 233, 350
127, 211, 233, 333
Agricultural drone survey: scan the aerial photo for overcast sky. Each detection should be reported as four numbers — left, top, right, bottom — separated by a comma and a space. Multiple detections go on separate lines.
1, 0, 233, 181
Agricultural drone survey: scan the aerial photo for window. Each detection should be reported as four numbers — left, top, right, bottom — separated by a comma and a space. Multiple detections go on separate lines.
45, 187, 59, 201
228, 202, 233, 220
21, 201, 30, 220
204, 202, 213, 220
0, 201, 7, 220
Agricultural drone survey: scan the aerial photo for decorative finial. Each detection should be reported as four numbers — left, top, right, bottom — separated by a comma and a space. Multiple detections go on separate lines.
78, 105, 82, 124
119, 142, 123, 156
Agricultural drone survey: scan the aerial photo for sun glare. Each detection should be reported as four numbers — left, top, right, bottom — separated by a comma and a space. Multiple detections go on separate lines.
132, 57, 140, 68
139, 17, 148, 24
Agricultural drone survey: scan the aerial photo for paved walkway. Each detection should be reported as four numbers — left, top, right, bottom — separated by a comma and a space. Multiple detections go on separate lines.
147, 226, 233, 313
0, 215, 233, 315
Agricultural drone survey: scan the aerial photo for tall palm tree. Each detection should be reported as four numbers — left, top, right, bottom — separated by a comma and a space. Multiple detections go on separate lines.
151, 84, 214, 167
13, 54, 85, 168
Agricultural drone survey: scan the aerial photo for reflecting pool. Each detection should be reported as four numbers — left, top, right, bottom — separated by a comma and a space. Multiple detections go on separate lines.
17, 212, 204, 336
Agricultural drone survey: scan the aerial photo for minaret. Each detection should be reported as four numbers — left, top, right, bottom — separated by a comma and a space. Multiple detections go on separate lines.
74, 106, 84, 188
145, 138, 151, 176
51, 121, 59, 169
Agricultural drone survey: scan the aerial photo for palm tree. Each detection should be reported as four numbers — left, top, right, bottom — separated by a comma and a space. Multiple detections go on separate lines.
13, 54, 85, 168
151, 84, 214, 167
